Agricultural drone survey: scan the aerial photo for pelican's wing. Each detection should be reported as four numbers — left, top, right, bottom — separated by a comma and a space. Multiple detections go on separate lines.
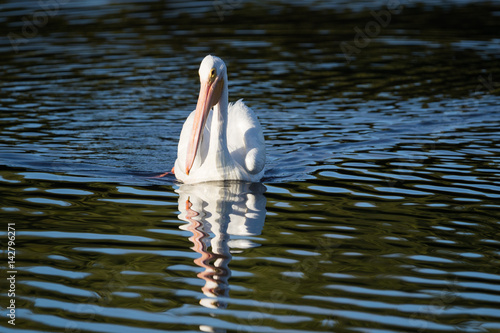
227, 99, 266, 175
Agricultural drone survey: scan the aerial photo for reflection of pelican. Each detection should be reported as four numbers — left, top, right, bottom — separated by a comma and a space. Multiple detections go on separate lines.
176, 181, 266, 311
174, 55, 266, 183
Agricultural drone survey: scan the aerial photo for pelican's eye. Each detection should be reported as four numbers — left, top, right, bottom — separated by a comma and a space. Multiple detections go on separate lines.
210, 68, 216, 79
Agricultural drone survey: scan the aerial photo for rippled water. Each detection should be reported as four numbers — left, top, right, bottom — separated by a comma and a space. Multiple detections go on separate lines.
1, 0, 500, 332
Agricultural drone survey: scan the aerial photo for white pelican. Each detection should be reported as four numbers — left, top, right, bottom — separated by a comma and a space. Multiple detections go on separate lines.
173, 55, 266, 183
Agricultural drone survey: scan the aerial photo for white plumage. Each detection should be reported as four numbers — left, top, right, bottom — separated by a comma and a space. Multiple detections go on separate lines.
174, 55, 265, 183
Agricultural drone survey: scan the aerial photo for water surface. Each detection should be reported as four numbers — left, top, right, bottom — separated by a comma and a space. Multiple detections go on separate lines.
1, 0, 500, 332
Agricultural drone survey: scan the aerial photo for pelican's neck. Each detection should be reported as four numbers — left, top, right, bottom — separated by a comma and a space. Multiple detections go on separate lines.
208, 75, 231, 168
213, 77, 229, 136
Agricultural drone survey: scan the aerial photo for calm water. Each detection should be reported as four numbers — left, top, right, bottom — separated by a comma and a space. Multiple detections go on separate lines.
1, 0, 500, 332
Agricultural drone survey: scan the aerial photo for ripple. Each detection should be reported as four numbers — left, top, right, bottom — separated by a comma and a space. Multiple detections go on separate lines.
98, 198, 176, 206
45, 188, 93, 195
73, 247, 197, 258
21, 266, 91, 280
25, 197, 71, 206
21, 231, 155, 242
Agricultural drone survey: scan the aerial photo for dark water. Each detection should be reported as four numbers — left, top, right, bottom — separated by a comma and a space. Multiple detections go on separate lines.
1, 0, 500, 332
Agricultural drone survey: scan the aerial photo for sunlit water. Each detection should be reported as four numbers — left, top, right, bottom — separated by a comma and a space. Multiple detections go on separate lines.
1, 1, 500, 332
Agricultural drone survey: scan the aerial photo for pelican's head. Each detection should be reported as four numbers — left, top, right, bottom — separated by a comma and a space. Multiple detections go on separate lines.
186, 55, 227, 175
199, 55, 226, 85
